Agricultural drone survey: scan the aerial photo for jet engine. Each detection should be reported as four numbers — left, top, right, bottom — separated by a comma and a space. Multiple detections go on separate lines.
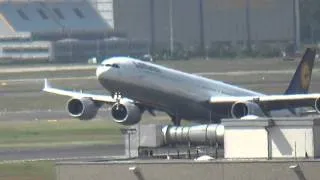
231, 101, 264, 119
111, 101, 142, 125
314, 98, 320, 113
66, 98, 100, 120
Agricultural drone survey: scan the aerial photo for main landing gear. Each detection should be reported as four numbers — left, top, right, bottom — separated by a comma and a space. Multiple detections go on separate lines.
170, 115, 181, 126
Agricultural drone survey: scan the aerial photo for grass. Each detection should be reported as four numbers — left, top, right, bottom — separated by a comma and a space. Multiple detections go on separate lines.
0, 69, 94, 80
0, 115, 170, 149
0, 161, 54, 180
0, 94, 68, 112
0, 120, 122, 149
0, 77, 101, 93
0, 119, 123, 180
0, 116, 171, 180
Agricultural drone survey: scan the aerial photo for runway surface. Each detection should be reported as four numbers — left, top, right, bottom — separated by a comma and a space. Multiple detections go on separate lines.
0, 110, 105, 121
1, 68, 320, 82
0, 144, 124, 162
1, 63, 320, 162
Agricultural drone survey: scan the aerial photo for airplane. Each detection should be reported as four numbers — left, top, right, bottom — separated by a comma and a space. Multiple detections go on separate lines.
43, 48, 318, 126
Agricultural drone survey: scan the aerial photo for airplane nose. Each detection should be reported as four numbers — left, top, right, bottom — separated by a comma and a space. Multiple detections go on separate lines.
96, 66, 109, 79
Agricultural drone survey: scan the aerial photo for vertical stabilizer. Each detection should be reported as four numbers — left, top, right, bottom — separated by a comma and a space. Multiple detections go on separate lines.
285, 48, 316, 94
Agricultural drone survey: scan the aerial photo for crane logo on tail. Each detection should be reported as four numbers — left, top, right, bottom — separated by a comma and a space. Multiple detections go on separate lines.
301, 61, 311, 90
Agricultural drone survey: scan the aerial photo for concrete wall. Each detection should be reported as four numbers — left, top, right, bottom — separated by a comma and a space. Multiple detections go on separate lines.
56, 160, 320, 180
249, 0, 294, 41
113, 0, 294, 49
113, 0, 151, 41
223, 118, 320, 159
269, 126, 314, 158
203, 0, 293, 43
224, 127, 268, 159
313, 126, 320, 156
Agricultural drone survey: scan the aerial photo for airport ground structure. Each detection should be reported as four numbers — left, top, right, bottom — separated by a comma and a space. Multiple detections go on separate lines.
0, 0, 148, 63
112, 0, 297, 55
57, 116, 320, 180
57, 160, 320, 180
0, 0, 300, 63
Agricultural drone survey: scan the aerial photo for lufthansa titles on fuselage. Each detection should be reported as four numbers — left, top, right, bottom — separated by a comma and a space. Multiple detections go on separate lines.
133, 62, 161, 73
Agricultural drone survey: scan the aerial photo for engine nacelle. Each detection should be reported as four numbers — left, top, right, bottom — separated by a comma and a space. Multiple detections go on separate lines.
315, 98, 320, 113
111, 101, 142, 125
231, 101, 265, 119
66, 98, 100, 120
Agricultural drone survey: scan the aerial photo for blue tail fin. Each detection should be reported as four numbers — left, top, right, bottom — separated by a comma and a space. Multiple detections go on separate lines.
285, 48, 316, 95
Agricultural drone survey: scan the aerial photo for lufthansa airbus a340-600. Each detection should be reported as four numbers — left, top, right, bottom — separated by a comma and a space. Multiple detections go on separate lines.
44, 48, 318, 126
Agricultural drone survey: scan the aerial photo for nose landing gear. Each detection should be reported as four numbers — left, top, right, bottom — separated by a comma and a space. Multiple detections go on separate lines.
113, 92, 122, 110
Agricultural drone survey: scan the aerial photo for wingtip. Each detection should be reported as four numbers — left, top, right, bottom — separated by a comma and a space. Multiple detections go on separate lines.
43, 78, 50, 90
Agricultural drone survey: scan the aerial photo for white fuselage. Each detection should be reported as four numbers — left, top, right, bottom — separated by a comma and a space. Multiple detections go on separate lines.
96, 57, 264, 122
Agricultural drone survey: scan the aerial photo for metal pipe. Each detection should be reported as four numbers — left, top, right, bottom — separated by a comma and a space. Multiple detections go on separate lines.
149, 0, 155, 55
169, 0, 174, 55
293, 0, 300, 51
199, 0, 205, 57
245, 0, 252, 52
162, 124, 224, 146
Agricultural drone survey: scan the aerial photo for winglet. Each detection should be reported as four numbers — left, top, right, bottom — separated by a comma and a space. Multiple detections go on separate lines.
284, 48, 316, 94
43, 78, 50, 90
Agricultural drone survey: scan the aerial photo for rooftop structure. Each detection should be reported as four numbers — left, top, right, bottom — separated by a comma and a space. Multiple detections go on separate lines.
0, 0, 111, 35
0, 0, 148, 63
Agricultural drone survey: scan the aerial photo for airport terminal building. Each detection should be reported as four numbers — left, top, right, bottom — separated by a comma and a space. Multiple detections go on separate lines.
0, 0, 148, 63
112, 0, 296, 52
0, 0, 296, 63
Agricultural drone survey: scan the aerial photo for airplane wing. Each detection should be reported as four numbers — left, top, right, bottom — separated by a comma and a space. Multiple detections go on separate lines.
209, 93, 320, 111
209, 48, 319, 114
43, 79, 157, 116
42, 79, 117, 103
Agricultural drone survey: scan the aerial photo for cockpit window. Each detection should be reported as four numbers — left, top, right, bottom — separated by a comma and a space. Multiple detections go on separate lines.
102, 63, 120, 68
112, 64, 120, 68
